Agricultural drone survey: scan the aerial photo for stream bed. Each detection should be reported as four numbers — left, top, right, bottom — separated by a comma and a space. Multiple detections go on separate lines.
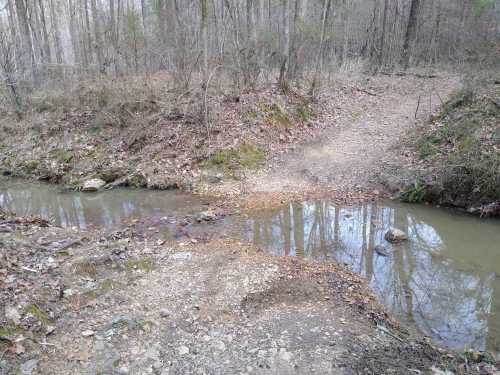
1, 178, 500, 353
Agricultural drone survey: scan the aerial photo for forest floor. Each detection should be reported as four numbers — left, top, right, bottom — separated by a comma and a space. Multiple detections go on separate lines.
2, 71, 498, 374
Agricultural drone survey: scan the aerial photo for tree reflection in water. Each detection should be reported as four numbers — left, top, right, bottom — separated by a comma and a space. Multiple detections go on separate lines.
244, 200, 500, 353
0, 180, 203, 231
2, 179, 500, 352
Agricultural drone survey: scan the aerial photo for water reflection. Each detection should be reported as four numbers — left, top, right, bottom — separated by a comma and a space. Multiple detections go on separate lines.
2, 178, 500, 353
0, 179, 203, 231
242, 201, 500, 352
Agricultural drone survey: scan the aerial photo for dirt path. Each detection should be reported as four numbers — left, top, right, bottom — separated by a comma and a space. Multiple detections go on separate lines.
225, 74, 461, 197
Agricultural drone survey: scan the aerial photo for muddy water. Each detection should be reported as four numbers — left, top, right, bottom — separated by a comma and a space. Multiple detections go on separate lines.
1, 178, 500, 353
235, 201, 500, 353
0, 178, 206, 231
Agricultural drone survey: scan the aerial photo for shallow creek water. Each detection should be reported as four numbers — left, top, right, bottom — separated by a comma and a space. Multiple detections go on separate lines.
1, 178, 500, 353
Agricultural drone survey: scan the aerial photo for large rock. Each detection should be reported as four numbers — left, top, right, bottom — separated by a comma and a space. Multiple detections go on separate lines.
194, 210, 218, 223
82, 178, 106, 192
384, 227, 408, 243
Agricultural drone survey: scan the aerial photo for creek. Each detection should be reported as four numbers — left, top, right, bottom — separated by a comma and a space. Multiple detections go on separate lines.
1, 178, 500, 353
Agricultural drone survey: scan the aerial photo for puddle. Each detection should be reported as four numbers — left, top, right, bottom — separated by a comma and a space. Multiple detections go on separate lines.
232, 200, 500, 353
2, 178, 500, 353
0, 178, 206, 231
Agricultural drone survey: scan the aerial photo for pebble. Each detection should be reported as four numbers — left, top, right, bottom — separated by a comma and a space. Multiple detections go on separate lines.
214, 340, 226, 352
5, 305, 21, 325
178, 346, 190, 355
160, 309, 172, 318
279, 348, 294, 362
172, 252, 192, 261
63, 289, 75, 298
20, 359, 38, 375
81, 330, 95, 337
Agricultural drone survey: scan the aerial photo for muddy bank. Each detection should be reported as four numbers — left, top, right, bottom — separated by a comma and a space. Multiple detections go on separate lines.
1, 208, 497, 374
380, 80, 500, 217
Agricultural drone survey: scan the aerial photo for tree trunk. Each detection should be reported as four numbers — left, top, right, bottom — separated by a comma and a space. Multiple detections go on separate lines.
14, 0, 37, 82
200, 0, 208, 86
28, 0, 45, 64
90, 0, 104, 72
140, 0, 149, 71
6, 0, 22, 67
278, 0, 290, 92
67, 0, 80, 64
378, 0, 389, 68
246, 0, 258, 84
431, 0, 441, 64
50, 0, 64, 63
310, 0, 331, 98
288, 0, 302, 78
38, 0, 52, 63
82, 0, 92, 66
400, 0, 421, 70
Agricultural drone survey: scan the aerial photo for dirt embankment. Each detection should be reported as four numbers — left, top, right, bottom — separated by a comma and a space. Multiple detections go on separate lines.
0, 72, 458, 202
380, 80, 500, 216
1, 208, 494, 375
0, 76, 344, 192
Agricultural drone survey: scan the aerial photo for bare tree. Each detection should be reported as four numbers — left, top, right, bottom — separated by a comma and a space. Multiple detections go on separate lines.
14, 0, 37, 82
400, 0, 421, 69
310, 0, 331, 98
90, 0, 104, 72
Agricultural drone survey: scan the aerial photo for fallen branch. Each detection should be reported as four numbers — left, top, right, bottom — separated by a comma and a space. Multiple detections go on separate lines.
415, 95, 421, 119
380, 71, 439, 79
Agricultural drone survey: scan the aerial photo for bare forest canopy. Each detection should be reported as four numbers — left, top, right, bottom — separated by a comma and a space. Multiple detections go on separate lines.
0, 0, 499, 101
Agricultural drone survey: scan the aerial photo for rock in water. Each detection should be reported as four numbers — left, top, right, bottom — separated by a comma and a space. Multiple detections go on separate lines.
384, 227, 408, 243
374, 245, 389, 256
82, 178, 106, 192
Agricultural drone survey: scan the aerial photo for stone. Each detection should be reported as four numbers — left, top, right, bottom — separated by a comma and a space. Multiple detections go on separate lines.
430, 367, 454, 375
178, 346, 190, 356
82, 178, 106, 192
278, 348, 294, 362
374, 245, 389, 256
0, 225, 13, 233
384, 227, 408, 243
5, 305, 21, 325
81, 330, 95, 337
201, 170, 223, 184
63, 289, 75, 298
194, 211, 217, 223
172, 252, 192, 261
214, 340, 226, 352
160, 309, 172, 318
20, 359, 38, 375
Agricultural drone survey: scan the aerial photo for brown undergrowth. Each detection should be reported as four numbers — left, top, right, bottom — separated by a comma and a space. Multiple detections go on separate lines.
393, 78, 500, 216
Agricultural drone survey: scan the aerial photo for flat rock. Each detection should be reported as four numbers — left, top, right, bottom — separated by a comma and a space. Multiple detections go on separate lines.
82, 178, 106, 192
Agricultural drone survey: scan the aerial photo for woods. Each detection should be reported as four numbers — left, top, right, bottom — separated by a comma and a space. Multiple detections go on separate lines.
0, 0, 498, 106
